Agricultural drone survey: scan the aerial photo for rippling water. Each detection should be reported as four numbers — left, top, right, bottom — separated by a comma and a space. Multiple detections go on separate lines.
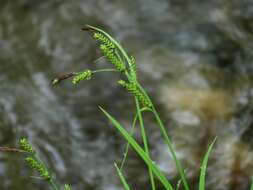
0, 0, 253, 190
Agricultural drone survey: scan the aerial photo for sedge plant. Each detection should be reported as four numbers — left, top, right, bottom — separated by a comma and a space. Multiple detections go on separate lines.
0, 25, 252, 190
52, 25, 219, 190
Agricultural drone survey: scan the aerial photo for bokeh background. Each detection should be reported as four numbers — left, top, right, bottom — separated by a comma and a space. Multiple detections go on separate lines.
0, 0, 253, 190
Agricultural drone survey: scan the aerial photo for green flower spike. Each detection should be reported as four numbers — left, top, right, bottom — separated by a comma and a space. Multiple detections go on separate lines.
25, 157, 51, 180
72, 70, 92, 84
100, 44, 125, 72
93, 32, 115, 49
129, 55, 137, 80
118, 80, 151, 108
20, 138, 36, 154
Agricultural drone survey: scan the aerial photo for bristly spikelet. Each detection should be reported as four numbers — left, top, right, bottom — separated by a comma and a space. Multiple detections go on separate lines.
93, 32, 115, 49
129, 55, 137, 80
118, 80, 151, 107
72, 70, 92, 84
25, 157, 51, 180
20, 138, 36, 154
100, 44, 125, 71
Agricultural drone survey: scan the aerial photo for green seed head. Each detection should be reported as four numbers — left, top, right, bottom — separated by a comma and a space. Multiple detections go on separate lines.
118, 80, 151, 108
93, 32, 115, 49
100, 45, 125, 72
20, 138, 36, 154
25, 157, 51, 180
72, 70, 92, 84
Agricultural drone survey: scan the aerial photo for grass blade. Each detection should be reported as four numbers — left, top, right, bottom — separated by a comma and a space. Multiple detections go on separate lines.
100, 107, 174, 190
114, 163, 131, 190
199, 137, 217, 190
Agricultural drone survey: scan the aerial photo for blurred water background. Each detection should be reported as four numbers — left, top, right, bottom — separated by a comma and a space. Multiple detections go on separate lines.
0, 0, 253, 190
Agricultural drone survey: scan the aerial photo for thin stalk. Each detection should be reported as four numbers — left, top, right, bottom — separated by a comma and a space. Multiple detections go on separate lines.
115, 163, 132, 190
92, 68, 119, 73
152, 107, 189, 190
120, 107, 154, 170
49, 178, 59, 190
136, 81, 190, 190
120, 112, 138, 170
135, 97, 156, 190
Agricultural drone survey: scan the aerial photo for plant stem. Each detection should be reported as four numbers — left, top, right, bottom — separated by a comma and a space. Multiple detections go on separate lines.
136, 82, 190, 190
49, 178, 59, 190
92, 68, 119, 73
120, 107, 153, 170
120, 112, 138, 170
135, 97, 156, 190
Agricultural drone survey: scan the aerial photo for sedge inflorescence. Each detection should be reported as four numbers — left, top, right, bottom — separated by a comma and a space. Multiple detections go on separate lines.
93, 32, 115, 49
72, 70, 92, 84
25, 157, 51, 180
20, 138, 36, 154
129, 55, 137, 80
99, 44, 125, 72
118, 80, 151, 108
54, 25, 149, 109
19, 138, 52, 181
93, 31, 126, 72
18, 138, 72, 190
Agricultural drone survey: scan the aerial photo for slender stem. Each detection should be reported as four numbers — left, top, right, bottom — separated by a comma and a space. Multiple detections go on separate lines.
136, 81, 190, 190
49, 178, 59, 190
120, 107, 153, 170
135, 97, 156, 190
120, 112, 138, 170
92, 68, 119, 73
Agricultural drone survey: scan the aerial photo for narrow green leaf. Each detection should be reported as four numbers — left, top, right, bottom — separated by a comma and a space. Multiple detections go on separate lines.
99, 107, 174, 190
199, 137, 217, 190
114, 163, 131, 190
